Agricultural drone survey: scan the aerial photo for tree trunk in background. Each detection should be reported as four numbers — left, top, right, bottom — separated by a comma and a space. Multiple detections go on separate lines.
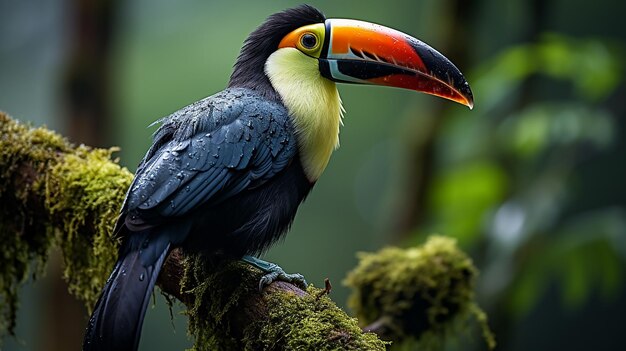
391, 0, 474, 238
42, 0, 120, 350
40, 251, 88, 351
63, 0, 119, 147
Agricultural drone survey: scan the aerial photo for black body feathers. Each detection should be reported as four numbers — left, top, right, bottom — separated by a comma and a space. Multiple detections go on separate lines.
84, 230, 171, 351
84, 88, 314, 350
84, 5, 325, 350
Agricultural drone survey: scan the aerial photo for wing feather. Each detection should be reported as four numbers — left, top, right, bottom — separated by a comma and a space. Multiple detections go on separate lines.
123, 88, 296, 229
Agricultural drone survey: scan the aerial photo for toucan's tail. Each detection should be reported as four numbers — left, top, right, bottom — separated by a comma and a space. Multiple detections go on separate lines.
83, 230, 171, 351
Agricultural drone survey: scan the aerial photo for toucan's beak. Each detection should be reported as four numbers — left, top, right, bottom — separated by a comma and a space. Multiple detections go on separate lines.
319, 19, 474, 109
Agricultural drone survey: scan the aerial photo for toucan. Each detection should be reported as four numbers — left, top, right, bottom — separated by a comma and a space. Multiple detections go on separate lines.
83, 5, 473, 351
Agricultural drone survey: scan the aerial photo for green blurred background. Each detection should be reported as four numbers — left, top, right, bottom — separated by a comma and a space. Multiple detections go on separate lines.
1, 0, 625, 350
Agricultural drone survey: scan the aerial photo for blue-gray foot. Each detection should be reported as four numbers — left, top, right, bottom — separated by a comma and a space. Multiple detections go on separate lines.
242, 255, 308, 291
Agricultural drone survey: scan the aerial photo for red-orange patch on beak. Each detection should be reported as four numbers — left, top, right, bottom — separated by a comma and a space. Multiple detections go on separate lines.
329, 21, 427, 72
319, 19, 474, 109
370, 74, 474, 108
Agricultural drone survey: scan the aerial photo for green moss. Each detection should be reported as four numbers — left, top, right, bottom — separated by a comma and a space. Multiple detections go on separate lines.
181, 255, 258, 350
0, 113, 70, 337
259, 286, 386, 350
344, 235, 495, 350
182, 254, 387, 350
46, 146, 132, 309
0, 112, 132, 342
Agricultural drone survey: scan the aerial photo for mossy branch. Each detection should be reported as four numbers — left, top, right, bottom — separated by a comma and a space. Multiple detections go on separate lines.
0, 112, 494, 350
0, 112, 386, 349
0, 112, 128, 337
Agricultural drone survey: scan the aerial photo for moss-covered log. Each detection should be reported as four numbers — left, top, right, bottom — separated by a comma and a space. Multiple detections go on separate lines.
0, 112, 493, 350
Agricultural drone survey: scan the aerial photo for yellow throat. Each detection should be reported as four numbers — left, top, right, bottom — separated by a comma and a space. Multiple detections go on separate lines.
265, 47, 344, 182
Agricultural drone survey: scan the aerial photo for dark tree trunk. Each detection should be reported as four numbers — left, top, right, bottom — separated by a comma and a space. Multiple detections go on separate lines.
43, 1, 121, 350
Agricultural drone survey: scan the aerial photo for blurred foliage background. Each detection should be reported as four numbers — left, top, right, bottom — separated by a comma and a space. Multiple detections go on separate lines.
1, 0, 625, 350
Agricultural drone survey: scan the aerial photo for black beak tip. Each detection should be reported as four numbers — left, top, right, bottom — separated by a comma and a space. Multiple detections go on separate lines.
461, 81, 474, 109
415, 44, 474, 109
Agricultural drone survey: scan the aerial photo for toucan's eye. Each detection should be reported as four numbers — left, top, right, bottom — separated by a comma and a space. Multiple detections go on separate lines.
300, 33, 318, 50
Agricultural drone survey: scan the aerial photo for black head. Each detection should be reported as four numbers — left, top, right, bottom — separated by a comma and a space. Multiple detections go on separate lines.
227, 5, 326, 100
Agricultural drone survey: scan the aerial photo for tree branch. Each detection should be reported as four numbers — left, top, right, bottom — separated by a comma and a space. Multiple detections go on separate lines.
0, 112, 493, 350
0, 112, 387, 350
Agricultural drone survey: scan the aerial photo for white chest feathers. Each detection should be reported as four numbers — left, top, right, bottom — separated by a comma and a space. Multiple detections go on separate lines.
265, 48, 344, 182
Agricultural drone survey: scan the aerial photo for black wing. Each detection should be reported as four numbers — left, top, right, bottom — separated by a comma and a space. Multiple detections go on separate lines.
119, 88, 297, 231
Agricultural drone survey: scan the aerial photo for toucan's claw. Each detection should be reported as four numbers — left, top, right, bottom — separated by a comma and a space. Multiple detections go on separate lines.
242, 255, 308, 291
259, 269, 308, 291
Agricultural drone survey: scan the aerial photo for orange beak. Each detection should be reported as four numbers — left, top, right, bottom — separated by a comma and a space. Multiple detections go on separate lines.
319, 19, 473, 109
